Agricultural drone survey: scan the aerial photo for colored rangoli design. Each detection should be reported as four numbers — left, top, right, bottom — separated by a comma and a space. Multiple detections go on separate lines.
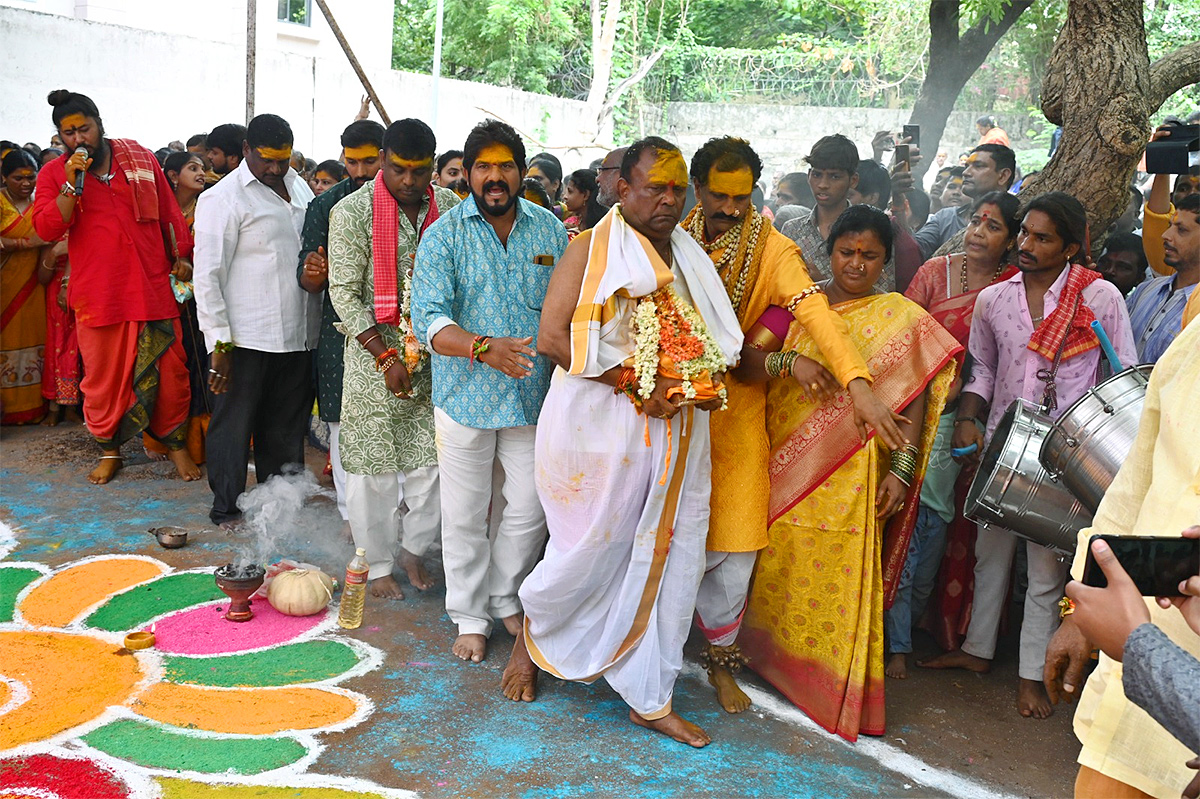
0, 555, 410, 798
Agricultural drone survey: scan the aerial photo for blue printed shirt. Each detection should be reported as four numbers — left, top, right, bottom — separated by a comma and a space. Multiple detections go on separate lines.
1125, 274, 1195, 364
412, 195, 568, 429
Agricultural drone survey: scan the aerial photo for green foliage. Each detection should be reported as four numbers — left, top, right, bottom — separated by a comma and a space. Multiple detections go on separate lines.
1146, 0, 1200, 121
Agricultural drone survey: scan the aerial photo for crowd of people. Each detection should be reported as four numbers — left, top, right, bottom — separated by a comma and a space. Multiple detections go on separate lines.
2, 88, 1198, 798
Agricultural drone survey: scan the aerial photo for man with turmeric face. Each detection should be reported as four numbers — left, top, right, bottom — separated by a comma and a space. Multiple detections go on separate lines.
682, 136, 911, 715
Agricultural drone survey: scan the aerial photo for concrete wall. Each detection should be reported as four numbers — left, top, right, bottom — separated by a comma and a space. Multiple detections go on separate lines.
659, 102, 1022, 185
0, 3, 606, 165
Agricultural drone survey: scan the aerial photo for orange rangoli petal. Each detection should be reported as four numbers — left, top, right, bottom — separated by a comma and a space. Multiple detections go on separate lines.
18, 557, 166, 627
132, 682, 360, 735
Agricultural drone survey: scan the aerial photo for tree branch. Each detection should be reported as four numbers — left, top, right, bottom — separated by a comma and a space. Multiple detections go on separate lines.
1148, 40, 1200, 110
959, 0, 1035, 74
595, 46, 669, 133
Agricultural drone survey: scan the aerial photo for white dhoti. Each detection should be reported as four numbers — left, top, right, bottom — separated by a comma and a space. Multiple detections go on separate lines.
518, 206, 744, 719
694, 550, 757, 647
521, 375, 712, 718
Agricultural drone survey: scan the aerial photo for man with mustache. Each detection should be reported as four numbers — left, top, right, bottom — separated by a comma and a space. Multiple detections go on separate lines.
327, 119, 460, 600
1124, 193, 1199, 363
922, 191, 1137, 720
412, 119, 568, 665
31, 89, 198, 485
680, 136, 910, 714
297, 120, 387, 528
913, 143, 1015, 261
194, 113, 319, 528
502, 136, 743, 748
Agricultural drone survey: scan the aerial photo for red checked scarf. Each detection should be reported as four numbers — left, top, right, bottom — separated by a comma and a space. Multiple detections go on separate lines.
371, 172, 440, 325
108, 138, 160, 222
1026, 263, 1102, 362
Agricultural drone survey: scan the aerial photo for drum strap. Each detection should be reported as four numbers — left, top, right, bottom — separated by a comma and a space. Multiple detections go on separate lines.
1036, 292, 1083, 413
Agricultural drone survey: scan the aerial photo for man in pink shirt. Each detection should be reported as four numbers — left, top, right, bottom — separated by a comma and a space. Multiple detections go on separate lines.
920, 191, 1137, 720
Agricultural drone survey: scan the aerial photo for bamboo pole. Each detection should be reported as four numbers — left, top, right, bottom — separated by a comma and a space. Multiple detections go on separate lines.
313, 0, 391, 125
245, 0, 257, 122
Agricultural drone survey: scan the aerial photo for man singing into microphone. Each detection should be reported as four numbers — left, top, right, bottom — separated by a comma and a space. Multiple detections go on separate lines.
32, 89, 199, 485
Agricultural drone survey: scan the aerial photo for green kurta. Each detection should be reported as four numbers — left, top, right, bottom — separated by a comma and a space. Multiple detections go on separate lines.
327, 181, 460, 475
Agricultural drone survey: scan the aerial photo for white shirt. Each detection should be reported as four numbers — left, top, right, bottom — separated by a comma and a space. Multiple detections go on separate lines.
193, 161, 319, 353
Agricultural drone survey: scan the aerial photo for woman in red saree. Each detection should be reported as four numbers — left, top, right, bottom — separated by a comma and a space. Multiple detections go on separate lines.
38, 236, 82, 424
1, 149, 48, 424
739, 206, 961, 741
903, 191, 1019, 656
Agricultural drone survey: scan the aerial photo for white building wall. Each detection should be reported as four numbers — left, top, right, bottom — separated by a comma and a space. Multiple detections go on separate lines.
0, 2, 606, 166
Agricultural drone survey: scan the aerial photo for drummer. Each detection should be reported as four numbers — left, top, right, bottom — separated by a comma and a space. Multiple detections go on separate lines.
920, 192, 1137, 720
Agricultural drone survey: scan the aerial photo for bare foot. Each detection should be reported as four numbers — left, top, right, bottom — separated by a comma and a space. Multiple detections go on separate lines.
501, 613, 523, 637
369, 575, 405, 600
88, 454, 122, 485
917, 648, 992, 674
218, 518, 243, 532
1017, 678, 1054, 719
707, 664, 751, 713
886, 653, 909, 679
144, 447, 168, 462
453, 633, 487, 663
167, 448, 201, 481
400, 548, 435, 591
629, 709, 711, 748
501, 628, 538, 702
64, 407, 83, 424
41, 404, 60, 426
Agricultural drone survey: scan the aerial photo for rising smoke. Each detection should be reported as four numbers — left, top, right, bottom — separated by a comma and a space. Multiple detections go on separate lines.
231, 468, 353, 575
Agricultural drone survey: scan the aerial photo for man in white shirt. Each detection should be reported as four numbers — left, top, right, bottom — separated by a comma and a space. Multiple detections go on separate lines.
194, 113, 320, 527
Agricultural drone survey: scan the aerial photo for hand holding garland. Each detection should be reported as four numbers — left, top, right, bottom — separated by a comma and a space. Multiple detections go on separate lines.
358, 328, 412, 397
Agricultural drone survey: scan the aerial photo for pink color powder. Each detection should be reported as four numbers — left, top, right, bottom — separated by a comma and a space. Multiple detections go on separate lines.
152, 601, 328, 655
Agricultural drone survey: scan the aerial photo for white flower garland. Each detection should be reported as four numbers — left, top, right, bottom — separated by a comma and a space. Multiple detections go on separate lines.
630, 284, 728, 409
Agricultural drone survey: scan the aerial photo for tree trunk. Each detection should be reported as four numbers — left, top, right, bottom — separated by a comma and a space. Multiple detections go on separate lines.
908, 0, 1034, 183
935, 0, 1200, 257
583, 0, 621, 143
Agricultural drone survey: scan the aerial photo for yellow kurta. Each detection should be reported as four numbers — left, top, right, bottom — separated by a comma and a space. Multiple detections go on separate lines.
1068, 318, 1200, 799
707, 227, 872, 552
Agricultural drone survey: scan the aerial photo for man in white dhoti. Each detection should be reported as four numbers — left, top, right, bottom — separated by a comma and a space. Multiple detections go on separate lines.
500, 137, 744, 748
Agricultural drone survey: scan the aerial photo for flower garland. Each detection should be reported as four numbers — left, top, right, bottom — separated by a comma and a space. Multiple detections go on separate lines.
399, 253, 427, 373
631, 284, 728, 408
682, 204, 769, 317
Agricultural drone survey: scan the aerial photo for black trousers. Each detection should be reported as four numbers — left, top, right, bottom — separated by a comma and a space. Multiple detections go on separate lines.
207, 348, 314, 524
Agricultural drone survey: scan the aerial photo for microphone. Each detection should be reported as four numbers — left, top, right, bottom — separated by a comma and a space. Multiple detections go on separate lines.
73, 147, 88, 196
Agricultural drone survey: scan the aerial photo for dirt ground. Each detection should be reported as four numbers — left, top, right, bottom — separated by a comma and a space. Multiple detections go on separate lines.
1, 421, 1083, 798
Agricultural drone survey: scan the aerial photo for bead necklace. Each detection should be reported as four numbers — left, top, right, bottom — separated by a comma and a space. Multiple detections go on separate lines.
960, 254, 1006, 294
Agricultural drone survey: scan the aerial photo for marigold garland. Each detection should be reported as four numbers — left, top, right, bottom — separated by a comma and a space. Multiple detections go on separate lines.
399, 254, 427, 372
631, 284, 728, 409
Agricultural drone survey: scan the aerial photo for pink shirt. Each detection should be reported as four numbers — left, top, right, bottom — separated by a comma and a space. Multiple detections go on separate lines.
965, 267, 1138, 439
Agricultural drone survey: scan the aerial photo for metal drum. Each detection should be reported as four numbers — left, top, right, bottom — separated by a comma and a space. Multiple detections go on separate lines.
965, 399, 1094, 555
1040, 365, 1152, 513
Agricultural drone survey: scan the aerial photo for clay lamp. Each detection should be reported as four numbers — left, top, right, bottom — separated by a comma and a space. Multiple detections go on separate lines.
214, 563, 266, 622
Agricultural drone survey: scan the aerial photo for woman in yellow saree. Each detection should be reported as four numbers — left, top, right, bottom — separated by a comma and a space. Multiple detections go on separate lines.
0, 149, 49, 424
740, 206, 961, 741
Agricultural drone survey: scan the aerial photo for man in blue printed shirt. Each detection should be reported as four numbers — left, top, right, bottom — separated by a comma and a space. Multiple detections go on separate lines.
413, 119, 568, 665
1125, 194, 1198, 364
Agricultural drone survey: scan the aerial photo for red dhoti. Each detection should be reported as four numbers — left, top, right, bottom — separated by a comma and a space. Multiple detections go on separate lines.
76, 318, 189, 449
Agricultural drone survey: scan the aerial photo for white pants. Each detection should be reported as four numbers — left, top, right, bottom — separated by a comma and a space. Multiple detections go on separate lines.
345, 465, 441, 580
694, 550, 757, 647
434, 408, 546, 637
327, 422, 349, 521
961, 523, 1068, 681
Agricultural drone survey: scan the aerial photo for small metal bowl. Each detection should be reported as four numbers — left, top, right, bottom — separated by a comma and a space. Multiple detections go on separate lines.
151, 527, 188, 549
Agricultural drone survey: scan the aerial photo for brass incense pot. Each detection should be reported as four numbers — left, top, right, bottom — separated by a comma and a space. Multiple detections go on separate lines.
214, 563, 266, 622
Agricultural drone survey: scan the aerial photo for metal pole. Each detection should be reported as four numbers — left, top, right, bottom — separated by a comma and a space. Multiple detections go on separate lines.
313, 0, 391, 125
432, 0, 445, 131
245, 0, 257, 122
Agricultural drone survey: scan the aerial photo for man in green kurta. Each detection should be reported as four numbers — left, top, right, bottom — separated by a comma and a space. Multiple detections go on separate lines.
328, 119, 460, 599
298, 119, 386, 524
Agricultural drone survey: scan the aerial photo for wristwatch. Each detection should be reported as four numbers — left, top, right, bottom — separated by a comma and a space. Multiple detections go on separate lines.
59, 181, 78, 197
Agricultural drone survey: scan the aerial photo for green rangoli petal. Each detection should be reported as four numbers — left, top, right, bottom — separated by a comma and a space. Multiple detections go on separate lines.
84, 572, 225, 631
0, 567, 44, 623
82, 719, 308, 774
162, 640, 361, 687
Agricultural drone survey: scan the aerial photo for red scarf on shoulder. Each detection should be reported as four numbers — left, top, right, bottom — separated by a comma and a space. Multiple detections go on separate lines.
1026, 264, 1101, 362
371, 173, 439, 325
108, 138, 160, 223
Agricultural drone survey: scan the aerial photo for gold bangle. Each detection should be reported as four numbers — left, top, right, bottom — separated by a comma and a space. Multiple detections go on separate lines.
361, 332, 382, 350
